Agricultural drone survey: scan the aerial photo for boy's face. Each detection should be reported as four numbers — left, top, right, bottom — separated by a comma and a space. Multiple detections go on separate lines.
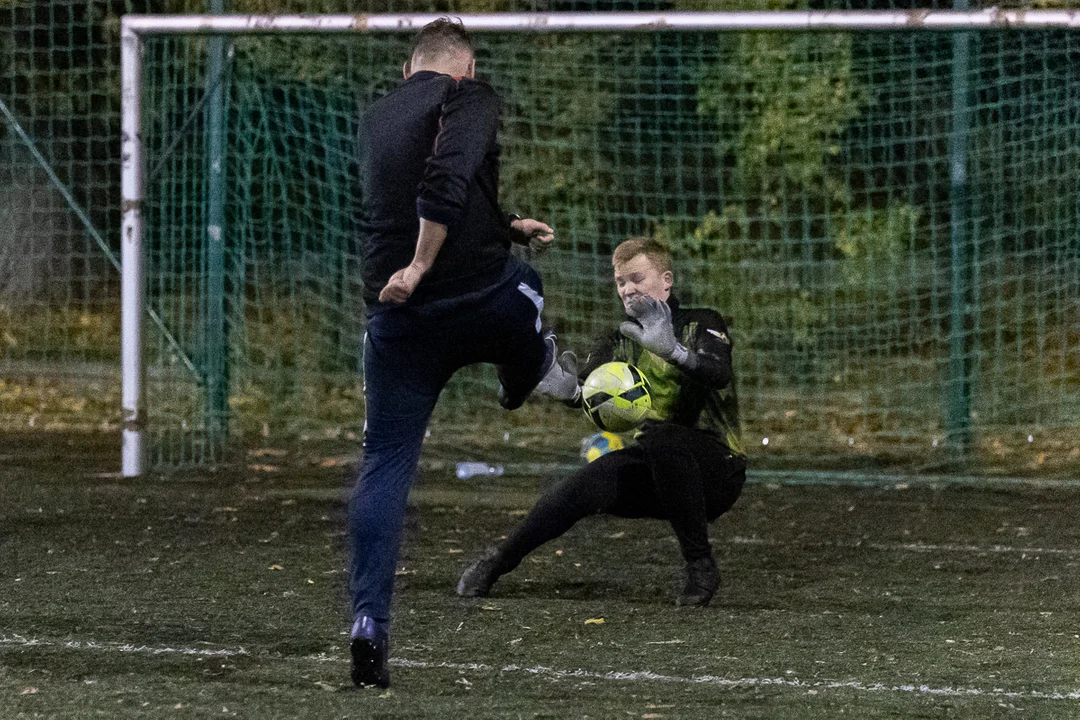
613, 253, 673, 313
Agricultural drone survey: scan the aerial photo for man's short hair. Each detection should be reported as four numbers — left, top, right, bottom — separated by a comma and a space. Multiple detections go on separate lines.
612, 236, 673, 274
409, 17, 474, 64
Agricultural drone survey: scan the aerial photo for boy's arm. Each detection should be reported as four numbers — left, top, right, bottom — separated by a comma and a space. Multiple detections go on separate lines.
620, 298, 732, 389
680, 310, 733, 390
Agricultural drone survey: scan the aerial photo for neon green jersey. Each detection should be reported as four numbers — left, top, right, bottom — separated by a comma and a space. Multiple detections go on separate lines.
578, 296, 744, 457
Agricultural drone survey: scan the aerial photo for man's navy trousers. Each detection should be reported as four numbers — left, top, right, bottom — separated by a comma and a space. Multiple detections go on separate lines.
348, 258, 548, 629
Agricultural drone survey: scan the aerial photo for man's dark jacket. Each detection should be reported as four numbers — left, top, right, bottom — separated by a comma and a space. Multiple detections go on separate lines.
355, 71, 523, 305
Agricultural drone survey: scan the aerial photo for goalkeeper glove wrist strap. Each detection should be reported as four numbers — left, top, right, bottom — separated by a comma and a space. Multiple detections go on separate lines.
669, 343, 696, 369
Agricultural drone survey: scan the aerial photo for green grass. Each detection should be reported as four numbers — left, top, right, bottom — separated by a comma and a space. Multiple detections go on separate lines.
1, 432, 1079, 718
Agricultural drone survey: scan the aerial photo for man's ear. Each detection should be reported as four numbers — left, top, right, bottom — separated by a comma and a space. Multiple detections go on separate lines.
662, 270, 674, 292
402, 60, 410, 79
466, 58, 475, 78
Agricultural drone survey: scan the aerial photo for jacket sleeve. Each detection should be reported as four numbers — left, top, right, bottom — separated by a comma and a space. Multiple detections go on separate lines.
680, 310, 734, 390
415, 80, 501, 226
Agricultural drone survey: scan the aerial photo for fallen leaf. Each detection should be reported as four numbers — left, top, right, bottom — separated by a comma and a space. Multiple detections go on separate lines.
247, 464, 279, 473
584, 617, 605, 625
21, 687, 38, 695
269, 564, 283, 571
448, 548, 463, 554
554, 549, 563, 556
248, 448, 286, 457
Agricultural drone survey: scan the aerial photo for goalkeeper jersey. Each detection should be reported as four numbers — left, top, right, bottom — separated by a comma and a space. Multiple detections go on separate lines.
579, 296, 745, 457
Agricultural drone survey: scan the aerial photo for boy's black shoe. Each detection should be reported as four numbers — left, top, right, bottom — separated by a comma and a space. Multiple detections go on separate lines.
677, 557, 720, 607
350, 615, 390, 689
457, 548, 504, 597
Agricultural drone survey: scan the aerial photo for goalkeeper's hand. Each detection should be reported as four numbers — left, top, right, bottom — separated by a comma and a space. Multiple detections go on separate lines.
511, 218, 555, 255
535, 350, 581, 402
619, 295, 678, 359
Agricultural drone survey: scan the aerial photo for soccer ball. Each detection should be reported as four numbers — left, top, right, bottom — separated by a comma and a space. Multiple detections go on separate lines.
580, 431, 625, 463
581, 362, 652, 433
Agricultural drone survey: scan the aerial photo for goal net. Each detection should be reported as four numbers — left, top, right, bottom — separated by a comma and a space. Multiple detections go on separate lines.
128, 15, 1080, 476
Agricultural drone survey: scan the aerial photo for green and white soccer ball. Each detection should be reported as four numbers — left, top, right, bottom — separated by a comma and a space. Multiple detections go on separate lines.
581, 361, 652, 433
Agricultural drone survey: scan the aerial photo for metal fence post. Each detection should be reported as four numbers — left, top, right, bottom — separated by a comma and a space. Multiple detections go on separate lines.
205, 0, 230, 453
946, 0, 974, 464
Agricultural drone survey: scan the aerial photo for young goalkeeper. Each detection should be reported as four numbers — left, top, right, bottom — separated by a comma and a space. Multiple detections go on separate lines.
458, 236, 747, 607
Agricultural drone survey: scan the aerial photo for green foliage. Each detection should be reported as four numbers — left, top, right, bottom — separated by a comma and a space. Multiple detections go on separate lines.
496, 36, 616, 217
638, 0, 870, 372
698, 31, 862, 198
676, 0, 863, 198
660, 202, 924, 359
834, 204, 920, 291
658, 208, 828, 350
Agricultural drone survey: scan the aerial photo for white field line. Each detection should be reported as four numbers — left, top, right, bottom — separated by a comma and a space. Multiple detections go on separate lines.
387, 658, 1080, 701
3, 635, 1079, 702
730, 536, 1080, 557
0, 635, 248, 658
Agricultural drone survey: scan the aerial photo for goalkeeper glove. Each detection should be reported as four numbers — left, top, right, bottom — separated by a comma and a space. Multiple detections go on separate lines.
619, 296, 693, 367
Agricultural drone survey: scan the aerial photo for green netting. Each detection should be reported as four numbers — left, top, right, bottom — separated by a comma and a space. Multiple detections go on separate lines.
2, 1, 1079, 478
0, 0, 125, 430
139, 28, 1080, 474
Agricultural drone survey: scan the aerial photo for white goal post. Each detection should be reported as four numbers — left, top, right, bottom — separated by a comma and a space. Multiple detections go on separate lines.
119, 9, 1080, 477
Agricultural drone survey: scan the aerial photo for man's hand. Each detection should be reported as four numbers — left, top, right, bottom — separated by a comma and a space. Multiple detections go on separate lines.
619, 295, 678, 359
378, 262, 426, 304
511, 218, 555, 255
379, 218, 445, 304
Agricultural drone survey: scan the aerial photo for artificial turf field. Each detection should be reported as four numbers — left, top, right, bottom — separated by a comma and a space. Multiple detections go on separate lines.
1, 432, 1079, 719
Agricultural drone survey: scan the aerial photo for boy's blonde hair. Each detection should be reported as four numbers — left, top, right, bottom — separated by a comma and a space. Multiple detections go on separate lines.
612, 236, 673, 273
